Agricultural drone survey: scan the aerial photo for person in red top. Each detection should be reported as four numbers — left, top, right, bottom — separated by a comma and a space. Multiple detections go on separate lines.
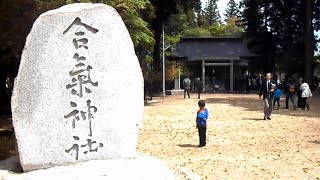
196, 100, 209, 147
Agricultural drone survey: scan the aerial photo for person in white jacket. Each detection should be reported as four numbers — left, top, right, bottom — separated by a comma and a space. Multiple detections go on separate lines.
300, 80, 312, 110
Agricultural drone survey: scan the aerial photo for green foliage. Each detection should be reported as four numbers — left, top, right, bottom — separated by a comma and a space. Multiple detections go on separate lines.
196, 1, 243, 38
146, 55, 153, 64
208, 23, 242, 37
47, 0, 155, 75
224, 17, 243, 36
225, 0, 239, 22
185, 10, 198, 28
177, 0, 203, 15
240, 0, 274, 73
165, 8, 198, 45
240, 0, 264, 34
120, 10, 154, 47
196, 10, 207, 28
240, 0, 320, 76
149, 0, 202, 70
166, 12, 190, 35
35, 0, 65, 12
65, 0, 155, 48
204, 0, 221, 26
165, 34, 181, 46
315, 55, 320, 63
208, 24, 226, 36
182, 28, 211, 37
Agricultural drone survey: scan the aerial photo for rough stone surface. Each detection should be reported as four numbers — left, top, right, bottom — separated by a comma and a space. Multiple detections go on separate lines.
11, 3, 143, 171
0, 154, 177, 180
0, 155, 201, 180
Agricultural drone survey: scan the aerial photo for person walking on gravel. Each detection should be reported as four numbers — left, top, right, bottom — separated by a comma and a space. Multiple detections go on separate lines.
300, 80, 312, 110
183, 76, 191, 99
285, 77, 298, 110
195, 78, 203, 99
259, 73, 276, 120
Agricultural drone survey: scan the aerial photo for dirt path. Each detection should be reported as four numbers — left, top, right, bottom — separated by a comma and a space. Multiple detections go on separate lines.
137, 93, 320, 179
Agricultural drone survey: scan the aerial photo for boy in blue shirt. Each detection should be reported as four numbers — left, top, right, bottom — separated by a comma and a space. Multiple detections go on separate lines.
196, 100, 209, 147
273, 86, 283, 110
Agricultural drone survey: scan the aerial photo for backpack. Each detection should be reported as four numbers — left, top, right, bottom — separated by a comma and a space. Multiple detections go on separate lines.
289, 84, 295, 93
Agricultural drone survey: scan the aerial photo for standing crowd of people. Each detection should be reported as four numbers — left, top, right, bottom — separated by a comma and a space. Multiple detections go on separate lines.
244, 74, 320, 94
182, 73, 315, 148
259, 73, 313, 120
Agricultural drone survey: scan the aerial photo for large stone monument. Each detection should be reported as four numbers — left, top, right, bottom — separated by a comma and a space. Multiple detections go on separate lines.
11, 3, 144, 171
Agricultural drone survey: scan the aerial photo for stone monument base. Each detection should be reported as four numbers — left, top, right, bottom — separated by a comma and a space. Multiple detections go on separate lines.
0, 154, 201, 180
165, 89, 185, 95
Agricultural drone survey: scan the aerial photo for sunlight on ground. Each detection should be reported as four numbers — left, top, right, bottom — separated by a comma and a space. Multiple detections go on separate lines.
138, 93, 320, 179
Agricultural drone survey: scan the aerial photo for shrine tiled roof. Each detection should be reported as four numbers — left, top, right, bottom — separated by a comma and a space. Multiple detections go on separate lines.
168, 37, 258, 61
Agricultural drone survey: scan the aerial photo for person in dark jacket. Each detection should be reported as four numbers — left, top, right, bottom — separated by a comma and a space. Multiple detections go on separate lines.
256, 74, 263, 91
259, 73, 276, 120
195, 78, 203, 99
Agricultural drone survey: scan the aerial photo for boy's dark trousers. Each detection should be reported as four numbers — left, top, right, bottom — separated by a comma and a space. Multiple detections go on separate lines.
273, 97, 280, 109
297, 90, 302, 108
197, 125, 206, 146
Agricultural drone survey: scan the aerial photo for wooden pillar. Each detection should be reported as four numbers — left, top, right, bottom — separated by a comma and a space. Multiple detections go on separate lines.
202, 60, 205, 92
230, 60, 234, 92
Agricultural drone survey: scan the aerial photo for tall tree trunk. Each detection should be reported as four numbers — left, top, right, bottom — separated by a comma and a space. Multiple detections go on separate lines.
264, 0, 273, 73
136, 44, 148, 78
305, 0, 313, 83
152, 20, 162, 71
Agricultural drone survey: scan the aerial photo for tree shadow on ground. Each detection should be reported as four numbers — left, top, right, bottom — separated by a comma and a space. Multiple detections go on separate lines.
144, 102, 154, 106
309, 140, 320, 145
205, 95, 320, 119
178, 144, 198, 148
243, 118, 266, 121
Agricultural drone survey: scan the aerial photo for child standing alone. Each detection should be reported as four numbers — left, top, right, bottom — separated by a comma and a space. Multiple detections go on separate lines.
196, 100, 209, 147
273, 86, 282, 110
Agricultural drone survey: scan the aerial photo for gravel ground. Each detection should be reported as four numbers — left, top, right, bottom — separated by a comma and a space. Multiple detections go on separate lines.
1, 93, 319, 179
137, 93, 320, 179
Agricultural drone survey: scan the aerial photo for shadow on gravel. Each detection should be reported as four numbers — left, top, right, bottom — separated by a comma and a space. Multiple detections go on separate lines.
178, 144, 198, 148
205, 94, 320, 119
309, 140, 320, 145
